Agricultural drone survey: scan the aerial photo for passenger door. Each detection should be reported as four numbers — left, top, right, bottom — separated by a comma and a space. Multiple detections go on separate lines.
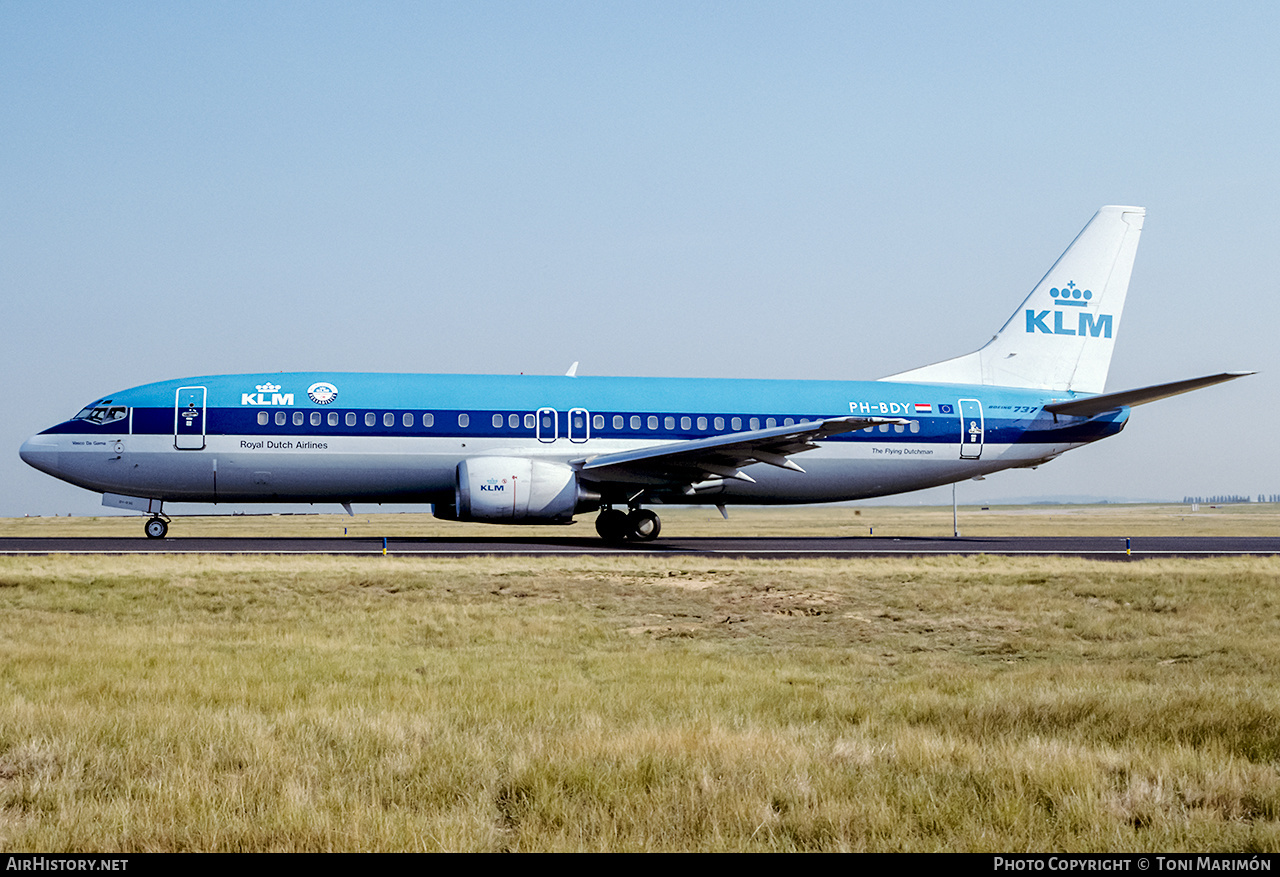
174, 386, 207, 450
958, 398, 983, 459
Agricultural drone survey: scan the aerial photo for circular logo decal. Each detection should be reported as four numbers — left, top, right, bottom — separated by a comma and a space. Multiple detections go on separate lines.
307, 382, 338, 405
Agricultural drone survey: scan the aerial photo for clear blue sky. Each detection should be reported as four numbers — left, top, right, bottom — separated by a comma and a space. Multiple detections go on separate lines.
4, 1, 1276, 515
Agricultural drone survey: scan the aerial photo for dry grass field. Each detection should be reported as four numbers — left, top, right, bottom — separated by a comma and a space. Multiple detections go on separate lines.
1, 507, 1278, 851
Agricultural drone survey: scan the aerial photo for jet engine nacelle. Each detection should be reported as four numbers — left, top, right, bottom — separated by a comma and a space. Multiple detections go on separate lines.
450, 457, 599, 523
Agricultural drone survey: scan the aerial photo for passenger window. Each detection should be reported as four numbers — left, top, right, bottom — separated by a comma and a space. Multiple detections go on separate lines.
523, 413, 534, 428
680, 416, 691, 430
647, 416, 658, 430
328, 412, 338, 427
664, 416, 675, 429
364, 412, 376, 427
631, 415, 641, 430
423, 413, 435, 428
346, 412, 357, 427
593, 414, 604, 429
766, 417, 776, 428
509, 414, 519, 428
910, 421, 920, 433
784, 417, 794, 426
492, 413, 503, 428
541, 413, 552, 429
382, 413, 393, 427
310, 412, 321, 426
697, 416, 707, 430
879, 424, 889, 432
293, 411, 304, 426
714, 417, 724, 430
732, 417, 742, 430
459, 413, 470, 428
613, 415, 624, 429
750, 418, 760, 430
894, 423, 904, 433
403, 413, 413, 427
275, 411, 286, 426
257, 411, 268, 426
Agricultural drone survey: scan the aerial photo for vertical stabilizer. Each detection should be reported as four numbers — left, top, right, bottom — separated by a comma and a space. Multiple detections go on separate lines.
881, 206, 1145, 393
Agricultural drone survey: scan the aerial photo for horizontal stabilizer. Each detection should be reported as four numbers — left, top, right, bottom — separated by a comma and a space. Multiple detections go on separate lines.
1043, 371, 1254, 418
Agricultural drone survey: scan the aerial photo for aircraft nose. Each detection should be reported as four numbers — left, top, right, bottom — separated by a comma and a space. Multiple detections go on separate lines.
19, 435, 60, 476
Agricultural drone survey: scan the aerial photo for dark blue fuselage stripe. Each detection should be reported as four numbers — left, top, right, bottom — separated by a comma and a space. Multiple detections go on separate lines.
41, 407, 1125, 444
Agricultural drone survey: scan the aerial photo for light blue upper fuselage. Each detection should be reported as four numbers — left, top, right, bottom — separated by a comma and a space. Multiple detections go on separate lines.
87, 371, 1092, 413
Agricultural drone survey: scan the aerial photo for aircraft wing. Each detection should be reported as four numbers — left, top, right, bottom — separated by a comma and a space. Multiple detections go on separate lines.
575, 416, 906, 486
1043, 371, 1254, 418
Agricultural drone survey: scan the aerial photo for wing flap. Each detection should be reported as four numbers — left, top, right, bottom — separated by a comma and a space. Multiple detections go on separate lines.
577, 416, 905, 486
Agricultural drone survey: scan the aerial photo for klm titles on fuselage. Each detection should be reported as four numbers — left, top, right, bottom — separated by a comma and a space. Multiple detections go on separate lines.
238, 382, 338, 406
241, 383, 294, 406
242, 392, 295, 406
1026, 283, 1113, 338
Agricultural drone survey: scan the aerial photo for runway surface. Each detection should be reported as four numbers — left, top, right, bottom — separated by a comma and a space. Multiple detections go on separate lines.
3, 535, 1278, 558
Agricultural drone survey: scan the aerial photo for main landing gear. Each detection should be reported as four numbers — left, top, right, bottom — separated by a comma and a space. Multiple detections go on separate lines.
144, 516, 169, 539
595, 505, 661, 544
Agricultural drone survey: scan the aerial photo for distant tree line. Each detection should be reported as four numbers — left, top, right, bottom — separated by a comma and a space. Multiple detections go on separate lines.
1182, 495, 1279, 504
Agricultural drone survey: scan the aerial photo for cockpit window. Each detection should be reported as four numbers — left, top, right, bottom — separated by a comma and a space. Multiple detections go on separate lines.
72, 405, 128, 425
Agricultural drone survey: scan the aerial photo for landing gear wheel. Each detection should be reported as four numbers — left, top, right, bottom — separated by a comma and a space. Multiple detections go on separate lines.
144, 517, 168, 539
595, 509, 629, 544
627, 509, 661, 542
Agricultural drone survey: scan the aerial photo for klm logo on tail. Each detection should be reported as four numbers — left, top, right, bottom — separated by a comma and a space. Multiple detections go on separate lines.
1025, 281, 1112, 338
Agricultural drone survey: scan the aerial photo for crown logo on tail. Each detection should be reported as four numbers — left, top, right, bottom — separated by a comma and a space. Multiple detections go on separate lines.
1049, 280, 1092, 307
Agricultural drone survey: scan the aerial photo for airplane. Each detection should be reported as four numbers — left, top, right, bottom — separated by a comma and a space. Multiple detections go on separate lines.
20, 206, 1251, 542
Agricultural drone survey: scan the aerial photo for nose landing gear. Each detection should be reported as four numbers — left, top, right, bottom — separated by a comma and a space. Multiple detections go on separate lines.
594, 505, 661, 543
144, 516, 169, 539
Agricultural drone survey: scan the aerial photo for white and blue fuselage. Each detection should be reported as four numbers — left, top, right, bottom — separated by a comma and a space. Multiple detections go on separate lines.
21, 372, 1125, 506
